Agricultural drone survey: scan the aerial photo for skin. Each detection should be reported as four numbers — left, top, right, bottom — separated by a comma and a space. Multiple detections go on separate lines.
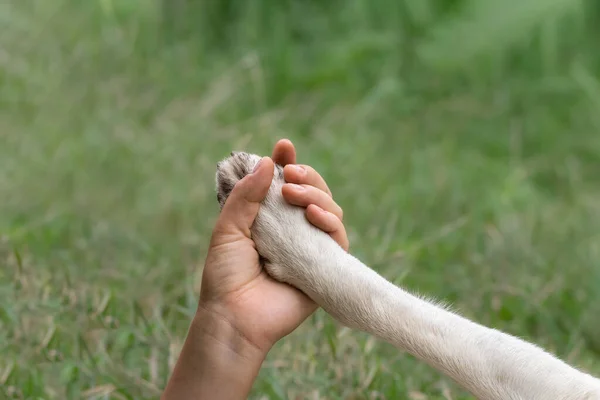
162, 139, 349, 400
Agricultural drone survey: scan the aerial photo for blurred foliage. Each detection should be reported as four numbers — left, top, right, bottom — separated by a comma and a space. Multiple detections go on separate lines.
1, 0, 600, 398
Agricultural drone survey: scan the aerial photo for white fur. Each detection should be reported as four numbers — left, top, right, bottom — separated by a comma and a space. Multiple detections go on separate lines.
216, 152, 600, 400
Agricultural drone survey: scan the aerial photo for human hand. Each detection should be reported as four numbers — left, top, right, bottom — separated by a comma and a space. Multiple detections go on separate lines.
199, 139, 348, 353
162, 139, 347, 399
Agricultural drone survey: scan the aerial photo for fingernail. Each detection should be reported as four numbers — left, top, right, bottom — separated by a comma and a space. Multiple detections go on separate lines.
290, 183, 305, 191
252, 158, 264, 173
292, 165, 306, 175
314, 205, 328, 214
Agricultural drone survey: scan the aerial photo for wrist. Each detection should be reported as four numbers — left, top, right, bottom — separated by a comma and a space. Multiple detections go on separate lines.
193, 303, 270, 362
162, 304, 268, 400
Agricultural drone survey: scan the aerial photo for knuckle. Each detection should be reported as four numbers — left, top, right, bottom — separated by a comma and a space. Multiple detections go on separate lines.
299, 164, 333, 196
303, 165, 321, 182
301, 164, 316, 175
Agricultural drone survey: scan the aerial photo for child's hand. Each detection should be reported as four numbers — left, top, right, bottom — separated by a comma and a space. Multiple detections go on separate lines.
199, 139, 348, 352
163, 139, 347, 400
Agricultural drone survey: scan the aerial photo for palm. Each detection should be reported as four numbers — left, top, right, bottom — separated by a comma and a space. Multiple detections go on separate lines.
202, 238, 315, 350
229, 270, 316, 347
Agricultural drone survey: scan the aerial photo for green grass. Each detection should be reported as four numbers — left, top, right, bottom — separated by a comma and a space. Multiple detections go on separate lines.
2, 0, 600, 398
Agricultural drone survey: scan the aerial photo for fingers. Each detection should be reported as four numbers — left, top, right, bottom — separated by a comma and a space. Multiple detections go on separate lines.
306, 205, 349, 251
283, 164, 332, 197
213, 157, 274, 241
271, 138, 348, 250
282, 183, 343, 220
271, 139, 296, 166
271, 140, 332, 198
271, 138, 331, 197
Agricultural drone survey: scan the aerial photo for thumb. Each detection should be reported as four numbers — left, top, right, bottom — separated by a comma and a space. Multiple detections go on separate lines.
212, 157, 274, 242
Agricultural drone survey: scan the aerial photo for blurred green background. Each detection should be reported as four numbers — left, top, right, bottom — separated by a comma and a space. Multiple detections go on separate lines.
2, 0, 600, 398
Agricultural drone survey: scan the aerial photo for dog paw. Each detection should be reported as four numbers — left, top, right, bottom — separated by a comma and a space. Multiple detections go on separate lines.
214, 150, 330, 291
215, 151, 263, 208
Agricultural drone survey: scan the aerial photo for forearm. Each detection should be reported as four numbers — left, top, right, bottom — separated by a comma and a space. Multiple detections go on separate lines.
162, 307, 267, 400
